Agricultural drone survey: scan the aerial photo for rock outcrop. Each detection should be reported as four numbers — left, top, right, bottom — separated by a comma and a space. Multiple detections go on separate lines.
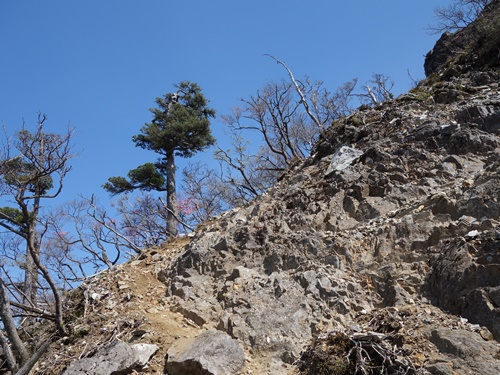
26, 2, 500, 374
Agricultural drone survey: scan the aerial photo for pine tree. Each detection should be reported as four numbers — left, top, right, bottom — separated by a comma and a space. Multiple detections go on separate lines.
104, 81, 216, 236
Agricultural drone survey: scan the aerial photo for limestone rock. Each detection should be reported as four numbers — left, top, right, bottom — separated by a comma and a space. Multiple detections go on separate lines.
425, 328, 500, 375
324, 145, 364, 177
428, 233, 500, 340
32, 4, 500, 374
63, 341, 158, 375
166, 330, 245, 375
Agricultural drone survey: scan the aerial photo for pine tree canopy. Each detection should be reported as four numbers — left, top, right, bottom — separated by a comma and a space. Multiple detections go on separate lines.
104, 81, 216, 196
103, 163, 166, 195
133, 81, 216, 158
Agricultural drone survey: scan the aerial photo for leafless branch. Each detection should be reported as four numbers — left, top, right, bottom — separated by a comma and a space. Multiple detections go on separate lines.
158, 197, 194, 233
265, 54, 323, 129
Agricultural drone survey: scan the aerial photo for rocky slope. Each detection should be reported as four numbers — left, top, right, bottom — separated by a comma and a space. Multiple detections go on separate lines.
30, 2, 500, 374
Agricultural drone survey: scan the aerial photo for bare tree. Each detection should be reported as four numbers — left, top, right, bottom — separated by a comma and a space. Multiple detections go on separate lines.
265, 55, 323, 129
111, 193, 171, 248
0, 114, 73, 373
45, 197, 129, 274
357, 73, 395, 106
214, 130, 277, 206
54, 192, 191, 261
428, 0, 491, 34
180, 162, 229, 225
213, 71, 357, 205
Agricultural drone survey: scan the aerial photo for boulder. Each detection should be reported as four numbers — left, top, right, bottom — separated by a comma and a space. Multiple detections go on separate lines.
428, 234, 500, 339
425, 328, 500, 374
63, 341, 158, 375
166, 330, 245, 375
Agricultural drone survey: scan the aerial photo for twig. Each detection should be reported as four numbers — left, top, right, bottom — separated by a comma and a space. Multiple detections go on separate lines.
9, 300, 56, 320
78, 342, 89, 360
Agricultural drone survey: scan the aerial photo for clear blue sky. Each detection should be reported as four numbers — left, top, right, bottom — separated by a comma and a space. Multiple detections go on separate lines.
0, 0, 449, 205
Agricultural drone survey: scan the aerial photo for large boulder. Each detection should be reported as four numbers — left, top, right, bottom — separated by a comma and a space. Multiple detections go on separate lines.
166, 330, 245, 375
63, 340, 158, 375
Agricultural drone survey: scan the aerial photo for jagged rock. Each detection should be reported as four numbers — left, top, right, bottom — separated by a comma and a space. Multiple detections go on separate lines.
165, 330, 245, 375
324, 145, 364, 177
425, 328, 500, 375
424, 32, 455, 76
31, 4, 500, 374
428, 233, 500, 340
63, 341, 158, 375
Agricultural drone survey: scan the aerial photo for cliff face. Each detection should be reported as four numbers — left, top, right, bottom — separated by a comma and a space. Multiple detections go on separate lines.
34, 3, 500, 375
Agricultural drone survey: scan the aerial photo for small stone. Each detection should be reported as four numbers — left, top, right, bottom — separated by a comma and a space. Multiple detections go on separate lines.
90, 292, 101, 301
440, 123, 460, 134
132, 329, 148, 338
470, 324, 481, 331
458, 215, 476, 225
480, 328, 494, 341
466, 230, 480, 238
349, 324, 362, 332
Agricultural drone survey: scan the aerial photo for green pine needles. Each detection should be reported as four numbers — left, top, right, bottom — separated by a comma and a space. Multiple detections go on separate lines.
104, 81, 216, 236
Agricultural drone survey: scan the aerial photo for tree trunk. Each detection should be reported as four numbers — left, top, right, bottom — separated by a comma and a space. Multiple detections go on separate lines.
23, 249, 37, 306
165, 150, 178, 236
22, 201, 39, 306
0, 280, 29, 367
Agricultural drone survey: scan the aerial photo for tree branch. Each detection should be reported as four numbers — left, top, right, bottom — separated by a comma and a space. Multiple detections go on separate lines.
264, 54, 323, 129
158, 197, 194, 233
0, 280, 29, 365
15, 338, 52, 375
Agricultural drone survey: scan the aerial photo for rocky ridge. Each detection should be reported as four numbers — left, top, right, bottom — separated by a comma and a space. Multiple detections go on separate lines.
30, 3, 500, 374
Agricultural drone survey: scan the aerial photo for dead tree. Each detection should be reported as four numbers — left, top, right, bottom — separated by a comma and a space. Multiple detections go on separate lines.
428, 0, 491, 34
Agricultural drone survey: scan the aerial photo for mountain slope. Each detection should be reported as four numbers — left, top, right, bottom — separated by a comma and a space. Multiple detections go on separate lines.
31, 2, 500, 374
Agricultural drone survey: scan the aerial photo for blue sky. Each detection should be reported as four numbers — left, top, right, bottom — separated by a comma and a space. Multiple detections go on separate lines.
0, 0, 449, 205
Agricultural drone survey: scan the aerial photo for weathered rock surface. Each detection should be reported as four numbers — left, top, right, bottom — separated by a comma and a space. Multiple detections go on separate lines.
33, 3, 500, 375
425, 328, 500, 375
165, 330, 245, 375
63, 341, 158, 375
157, 9, 500, 368
158, 63, 500, 370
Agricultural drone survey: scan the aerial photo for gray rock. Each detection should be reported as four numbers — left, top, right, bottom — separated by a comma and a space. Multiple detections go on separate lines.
428, 234, 500, 340
166, 330, 245, 375
325, 146, 364, 177
425, 328, 500, 375
424, 31, 455, 76
63, 341, 158, 375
